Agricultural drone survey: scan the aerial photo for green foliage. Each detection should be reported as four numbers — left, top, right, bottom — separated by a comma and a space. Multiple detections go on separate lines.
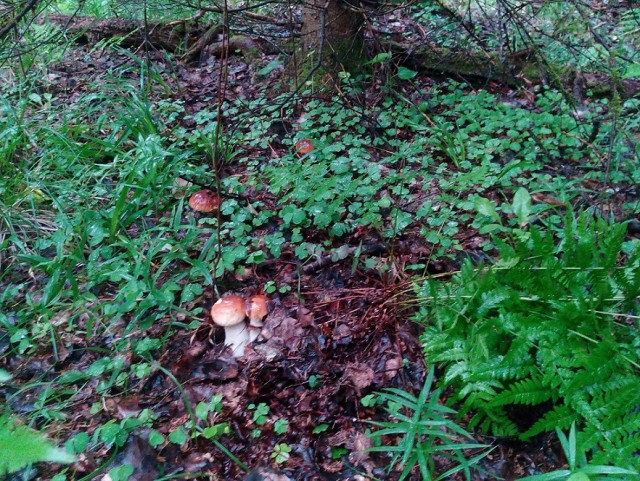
271, 443, 292, 464
412, 1, 640, 76
0, 79, 251, 473
232, 80, 638, 266
0, 415, 74, 476
248, 402, 270, 425
1, 21, 639, 477
517, 423, 639, 481
416, 213, 640, 469
367, 366, 491, 481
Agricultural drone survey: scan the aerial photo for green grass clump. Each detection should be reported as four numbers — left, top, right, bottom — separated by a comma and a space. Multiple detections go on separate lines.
518, 423, 639, 481
367, 366, 491, 481
415, 212, 640, 470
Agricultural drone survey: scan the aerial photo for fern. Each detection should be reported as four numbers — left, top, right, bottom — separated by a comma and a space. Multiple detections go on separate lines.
0, 415, 74, 475
488, 378, 552, 407
416, 212, 640, 469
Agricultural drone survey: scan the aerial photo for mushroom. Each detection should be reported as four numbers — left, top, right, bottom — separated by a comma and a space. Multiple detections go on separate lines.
210, 295, 249, 356
189, 189, 221, 213
295, 138, 314, 155
245, 295, 269, 342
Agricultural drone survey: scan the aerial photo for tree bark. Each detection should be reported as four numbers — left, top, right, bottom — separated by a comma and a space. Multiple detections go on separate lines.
298, 0, 364, 84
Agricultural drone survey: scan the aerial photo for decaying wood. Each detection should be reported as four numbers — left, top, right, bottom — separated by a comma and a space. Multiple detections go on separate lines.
42, 14, 267, 62
388, 41, 640, 99
43, 14, 200, 52
181, 23, 224, 62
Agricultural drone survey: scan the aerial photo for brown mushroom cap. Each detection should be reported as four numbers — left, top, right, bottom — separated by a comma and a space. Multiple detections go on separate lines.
211, 295, 246, 327
245, 295, 269, 323
189, 189, 221, 213
295, 138, 314, 155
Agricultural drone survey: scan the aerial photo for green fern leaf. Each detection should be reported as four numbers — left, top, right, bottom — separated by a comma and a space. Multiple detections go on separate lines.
522, 404, 576, 439
489, 378, 552, 407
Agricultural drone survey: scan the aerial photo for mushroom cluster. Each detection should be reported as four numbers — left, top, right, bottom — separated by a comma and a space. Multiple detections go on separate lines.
210, 294, 270, 357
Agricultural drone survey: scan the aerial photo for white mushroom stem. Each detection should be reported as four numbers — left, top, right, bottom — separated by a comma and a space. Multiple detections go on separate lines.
247, 320, 263, 343
223, 322, 250, 356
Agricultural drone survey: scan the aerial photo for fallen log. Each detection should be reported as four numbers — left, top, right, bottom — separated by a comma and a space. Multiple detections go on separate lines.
387, 41, 640, 99
43, 14, 200, 52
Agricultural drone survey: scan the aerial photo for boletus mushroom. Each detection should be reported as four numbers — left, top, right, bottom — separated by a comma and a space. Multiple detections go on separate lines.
245, 295, 269, 342
189, 189, 221, 213
210, 295, 248, 356
295, 138, 314, 155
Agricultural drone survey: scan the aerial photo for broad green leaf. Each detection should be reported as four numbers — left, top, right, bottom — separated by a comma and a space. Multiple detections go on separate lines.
256, 59, 283, 76
65, 432, 89, 454
479, 223, 504, 234
475, 197, 501, 222
368, 52, 392, 64
147, 430, 165, 447
195, 401, 209, 421
312, 424, 329, 434
108, 464, 134, 481
516, 470, 571, 481
580, 465, 639, 475
623, 63, 640, 79
513, 187, 532, 225
168, 427, 188, 445
397, 67, 417, 80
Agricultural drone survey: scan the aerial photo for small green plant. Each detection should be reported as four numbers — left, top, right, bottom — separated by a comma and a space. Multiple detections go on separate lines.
312, 423, 329, 434
271, 442, 292, 464
308, 374, 323, 388
473, 186, 536, 237
366, 366, 491, 481
517, 423, 639, 481
248, 402, 270, 425
360, 393, 377, 407
273, 419, 289, 435
107, 464, 134, 481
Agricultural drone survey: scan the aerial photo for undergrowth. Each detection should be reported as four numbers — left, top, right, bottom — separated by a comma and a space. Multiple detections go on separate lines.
416, 212, 640, 470
1, 49, 639, 477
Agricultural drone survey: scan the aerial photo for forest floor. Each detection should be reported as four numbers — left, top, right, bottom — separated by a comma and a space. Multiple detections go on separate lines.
3, 11, 639, 480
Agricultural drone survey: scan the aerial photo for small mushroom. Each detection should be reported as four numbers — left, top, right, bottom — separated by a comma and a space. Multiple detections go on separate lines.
211, 295, 248, 356
295, 138, 314, 155
245, 295, 269, 342
189, 189, 221, 213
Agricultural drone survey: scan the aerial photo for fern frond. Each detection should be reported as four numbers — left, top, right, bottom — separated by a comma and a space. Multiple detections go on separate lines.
467, 407, 519, 437
415, 213, 640, 465
489, 378, 552, 407
522, 404, 576, 438
590, 431, 640, 471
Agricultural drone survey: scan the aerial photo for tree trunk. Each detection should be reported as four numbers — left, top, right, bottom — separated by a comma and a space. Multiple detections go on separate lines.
298, 0, 363, 85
